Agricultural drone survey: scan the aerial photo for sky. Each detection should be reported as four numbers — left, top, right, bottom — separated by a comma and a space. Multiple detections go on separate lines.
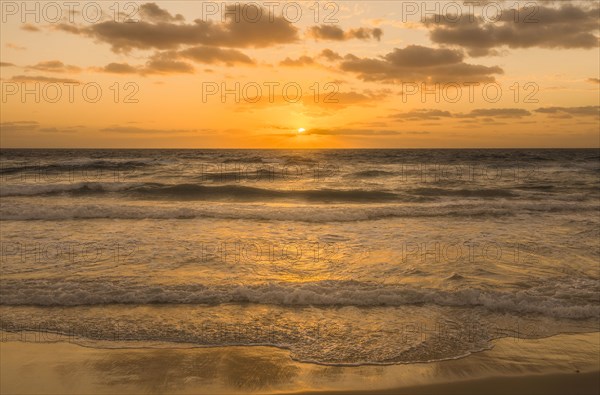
0, 0, 599, 148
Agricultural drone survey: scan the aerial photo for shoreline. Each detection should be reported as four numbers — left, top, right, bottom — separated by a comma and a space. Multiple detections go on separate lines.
2, 331, 599, 394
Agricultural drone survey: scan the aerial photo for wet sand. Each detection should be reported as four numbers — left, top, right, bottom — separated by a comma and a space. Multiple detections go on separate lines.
1, 331, 598, 394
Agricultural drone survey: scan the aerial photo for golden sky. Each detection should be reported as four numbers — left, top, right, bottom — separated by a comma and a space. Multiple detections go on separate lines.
1, 0, 599, 148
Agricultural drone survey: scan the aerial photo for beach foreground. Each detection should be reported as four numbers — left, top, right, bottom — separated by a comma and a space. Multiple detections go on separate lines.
1, 331, 598, 395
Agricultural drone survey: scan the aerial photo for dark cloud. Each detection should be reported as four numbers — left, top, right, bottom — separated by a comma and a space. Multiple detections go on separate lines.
392, 108, 531, 121
0, 62, 15, 67
55, 4, 298, 52
587, 78, 600, 84
319, 49, 342, 61
99, 52, 194, 75
21, 24, 40, 32
307, 25, 383, 41
458, 108, 531, 118
301, 128, 402, 136
54, 24, 80, 34
179, 46, 254, 65
393, 109, 453, 120
279, 56, 314, 67
38, 127, 74, 133
340, 45, 503, 83
534, 106, 600, 118
101, 126, 201, 134
425, 4, 600, 56
139, 2, 185, 23
27, 60, 81, 73
10, 75, 80, 83
99, 46, 252, 75
0, 121, 40, 132
144, 52, 195, 74
101, 62, 139, 74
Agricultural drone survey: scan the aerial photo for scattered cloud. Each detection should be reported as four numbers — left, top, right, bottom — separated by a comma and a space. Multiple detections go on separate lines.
21, 24, 40, 32
535, 106, 600, 118
5, 43, 26, 50
179, 46, 254, 65
340, 45, 503, 83
392, 108, 532, 122
458, 108, 532, 118
0, 121, 40, 132
98, 45, 254, 75
307, 25, 383, 41
9, 75, 80, 83
54, 4, 298, 52
101, 126, 203, 134
279, 56, 314, 67
319, 49, 343, 61
100, 62, 139, 74
299, 128, 402, 136
139, 2, 185, 23
425, 4, 600, 56
392, 109, 453, 120
27, 60, 81, 73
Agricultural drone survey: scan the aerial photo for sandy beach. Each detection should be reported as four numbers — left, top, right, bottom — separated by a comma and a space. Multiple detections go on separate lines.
1, 331, 598, 394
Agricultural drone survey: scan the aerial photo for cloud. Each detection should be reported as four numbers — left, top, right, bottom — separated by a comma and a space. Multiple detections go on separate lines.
392, 108, 532, 121
339, 45, 503, 83
233, 90, 388, 114
6, 43, 26, 50
10, 75, 80, 83
534, 106, 600, 118
392, 109, 453, 120
144, 51, 195, 74
101, 126, 201, 134
458, 108, 531, 118
21, 24, 40, 32
307, 25, 383, 41
279, 56, 314, 67
27, 60, 81, 73
37, 127, 77, 133
0, 121, 40, 132
54, 3, 298, 52
179, 46, 254, 65
139, 2, 185, 23
101, 62, 139, 74
99, 46, 253, 75
306, 91, 388, 108
425, 4, 600, 56
0, 62, 15, 67
587, 78, 600, 84
99, 52, 194, 75
319, 49, 342, 61
300, 128, 402, 136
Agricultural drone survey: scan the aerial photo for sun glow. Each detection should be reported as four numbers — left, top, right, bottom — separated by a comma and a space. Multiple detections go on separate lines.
297, 128, 305, 133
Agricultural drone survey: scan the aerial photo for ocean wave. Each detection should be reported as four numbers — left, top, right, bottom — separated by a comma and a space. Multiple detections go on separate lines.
408, 187, 516, 198
133, 184, 401, 202
0, 182, 401, 202
1, 201, 596, 221
3, 181, 550, 202
0, 160, 151, 175
1, 279, 597, 319
0, 182, 141, 197
348, 170, 396, 178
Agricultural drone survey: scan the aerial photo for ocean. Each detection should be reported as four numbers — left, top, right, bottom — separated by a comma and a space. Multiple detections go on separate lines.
1, 149, 598, 365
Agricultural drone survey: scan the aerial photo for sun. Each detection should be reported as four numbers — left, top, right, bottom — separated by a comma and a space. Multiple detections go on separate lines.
297, 128, 305, 133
